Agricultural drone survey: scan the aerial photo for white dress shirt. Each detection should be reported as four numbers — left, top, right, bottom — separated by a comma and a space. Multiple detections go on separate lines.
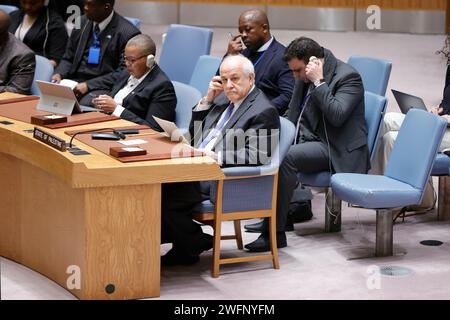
95, 10, 114, 33
112, 69, 151, 117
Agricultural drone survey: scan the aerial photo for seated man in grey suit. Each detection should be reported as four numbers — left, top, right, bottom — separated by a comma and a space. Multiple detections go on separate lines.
161, 55, 280, 266
245, 37, 370, 252
51, 0, 140, 105
91, 34, 176, 131
0, 10, 35, 94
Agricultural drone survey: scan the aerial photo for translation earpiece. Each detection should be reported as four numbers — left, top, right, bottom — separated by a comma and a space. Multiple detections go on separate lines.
309, 56, 319, 65
146, 54, 155, 68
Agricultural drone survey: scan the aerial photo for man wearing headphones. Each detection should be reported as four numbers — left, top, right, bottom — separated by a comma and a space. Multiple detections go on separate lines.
0, 9, 35, 94
91, 34, 177, 131
52, 0, 140, 105
245, 37, 370, 252
9, 0, 68, 67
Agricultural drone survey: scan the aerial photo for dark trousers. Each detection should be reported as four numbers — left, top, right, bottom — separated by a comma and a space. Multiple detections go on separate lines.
265, 141, 331, 232
161, 181, 211, 256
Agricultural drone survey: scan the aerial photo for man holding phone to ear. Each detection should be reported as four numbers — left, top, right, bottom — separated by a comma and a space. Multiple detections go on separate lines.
224, 9, 294, 114
91, 34, 176, 131
245, 37, 369, 252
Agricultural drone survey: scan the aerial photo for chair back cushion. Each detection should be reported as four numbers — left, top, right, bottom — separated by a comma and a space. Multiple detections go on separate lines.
189, 55, 221, 96
364, 91, 387, 160
159, 24, 213, 84
172, 81, 202, 129
385, 109, 447, 191
31, 55, 54, 96
348, 55, 392, 96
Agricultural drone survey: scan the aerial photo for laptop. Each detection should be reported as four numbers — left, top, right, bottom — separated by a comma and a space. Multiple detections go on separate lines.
391, 89, 428, 114
36, 80, 101, 115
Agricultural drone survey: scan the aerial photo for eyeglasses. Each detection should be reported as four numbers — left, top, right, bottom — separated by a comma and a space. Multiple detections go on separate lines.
123, 54, 146, 65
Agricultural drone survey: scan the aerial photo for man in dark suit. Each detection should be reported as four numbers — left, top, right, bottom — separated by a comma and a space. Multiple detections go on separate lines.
9, 0, 68, 67
52, 0, 140, 105
0, 10, 35, 94
161, 55, 280, 266
225, 9, 294, 114
91, 34, 176, 131
245, 37, 370, 252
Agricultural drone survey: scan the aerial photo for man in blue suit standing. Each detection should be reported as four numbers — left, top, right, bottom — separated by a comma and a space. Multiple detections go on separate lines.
225, 9, 294, 115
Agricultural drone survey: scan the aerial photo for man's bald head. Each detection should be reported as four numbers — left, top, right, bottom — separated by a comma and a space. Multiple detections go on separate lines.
239, 9, 270, 29
0, 10, 11, 37
238, 9, 271, 52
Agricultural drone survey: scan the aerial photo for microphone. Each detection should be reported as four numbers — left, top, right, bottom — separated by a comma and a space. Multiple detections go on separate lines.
69, 127, 132, 148
0, 63, 34, 93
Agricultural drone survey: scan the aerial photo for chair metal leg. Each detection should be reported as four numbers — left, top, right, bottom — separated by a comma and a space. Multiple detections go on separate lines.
438, 176, 450, 221
325, 188, 341, 233
376, 209, 393, 257
233, 220, 243, 250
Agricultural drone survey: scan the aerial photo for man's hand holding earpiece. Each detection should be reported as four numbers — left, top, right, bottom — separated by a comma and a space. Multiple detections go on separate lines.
206, 76, 224, 103
227, 35, 243, 55
306, 56, 324, 83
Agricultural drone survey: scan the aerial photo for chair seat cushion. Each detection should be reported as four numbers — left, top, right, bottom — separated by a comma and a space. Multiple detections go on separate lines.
331, 174, 422, 209
297, 171, 331, 187
432, 153, 450, 176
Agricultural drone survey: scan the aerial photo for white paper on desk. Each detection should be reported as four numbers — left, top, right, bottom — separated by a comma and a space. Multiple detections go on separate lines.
119, 139, 148, 146
59, 79, 78, 90
152, 116, 189, 144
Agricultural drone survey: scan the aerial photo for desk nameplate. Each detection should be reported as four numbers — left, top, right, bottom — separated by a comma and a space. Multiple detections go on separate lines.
33, 127, 67, 152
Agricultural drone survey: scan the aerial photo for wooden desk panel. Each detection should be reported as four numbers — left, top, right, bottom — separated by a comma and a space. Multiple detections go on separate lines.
0, 103, 223, 299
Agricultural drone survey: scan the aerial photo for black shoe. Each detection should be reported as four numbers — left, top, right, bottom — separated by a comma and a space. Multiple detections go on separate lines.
244, 220, 265, 233
245, 219, 294, 233
161, 248, 200, 266
284, 215, 294, 232
244, 232, 287, 253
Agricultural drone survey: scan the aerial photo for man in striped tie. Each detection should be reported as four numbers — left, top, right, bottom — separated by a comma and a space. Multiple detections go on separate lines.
161, 55, 280, 266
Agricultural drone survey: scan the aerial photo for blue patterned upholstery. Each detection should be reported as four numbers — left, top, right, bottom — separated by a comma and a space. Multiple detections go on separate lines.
432, 153, 450, 176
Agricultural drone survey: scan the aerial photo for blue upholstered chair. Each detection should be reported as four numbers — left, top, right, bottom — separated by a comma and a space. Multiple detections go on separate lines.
347, 55, 392, 96
297, 92, 388, 232
30, 55, 54, 96
124, 16, 141, 29
189, 55, 222, 96
193, 117, 296, 277
172, 81, 202, 130
159, 24, 213, 84
331, 109, 447, 257
0, 4, 19, 14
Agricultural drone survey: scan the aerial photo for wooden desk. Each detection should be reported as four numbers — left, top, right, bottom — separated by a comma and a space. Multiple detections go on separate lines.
0, 110, 223, 299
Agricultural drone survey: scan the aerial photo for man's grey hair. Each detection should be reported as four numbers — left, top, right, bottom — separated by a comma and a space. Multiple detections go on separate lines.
127, 34, 156, 56
221, 54, 255, 77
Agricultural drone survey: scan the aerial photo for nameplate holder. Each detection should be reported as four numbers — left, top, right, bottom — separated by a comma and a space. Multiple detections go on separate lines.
110, 147, 147, 158
31, 114, 68, 126
33, 127, 67, 152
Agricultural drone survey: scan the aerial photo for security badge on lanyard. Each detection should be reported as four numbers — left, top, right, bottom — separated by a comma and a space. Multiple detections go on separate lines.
88, 25, 101, 65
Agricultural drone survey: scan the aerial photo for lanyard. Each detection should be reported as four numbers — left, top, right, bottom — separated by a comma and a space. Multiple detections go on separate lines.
253, 50, 268, 68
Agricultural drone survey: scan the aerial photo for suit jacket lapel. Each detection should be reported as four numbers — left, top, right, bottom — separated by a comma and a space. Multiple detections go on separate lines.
121, 68, 157, 107
73, 18, 92, 67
